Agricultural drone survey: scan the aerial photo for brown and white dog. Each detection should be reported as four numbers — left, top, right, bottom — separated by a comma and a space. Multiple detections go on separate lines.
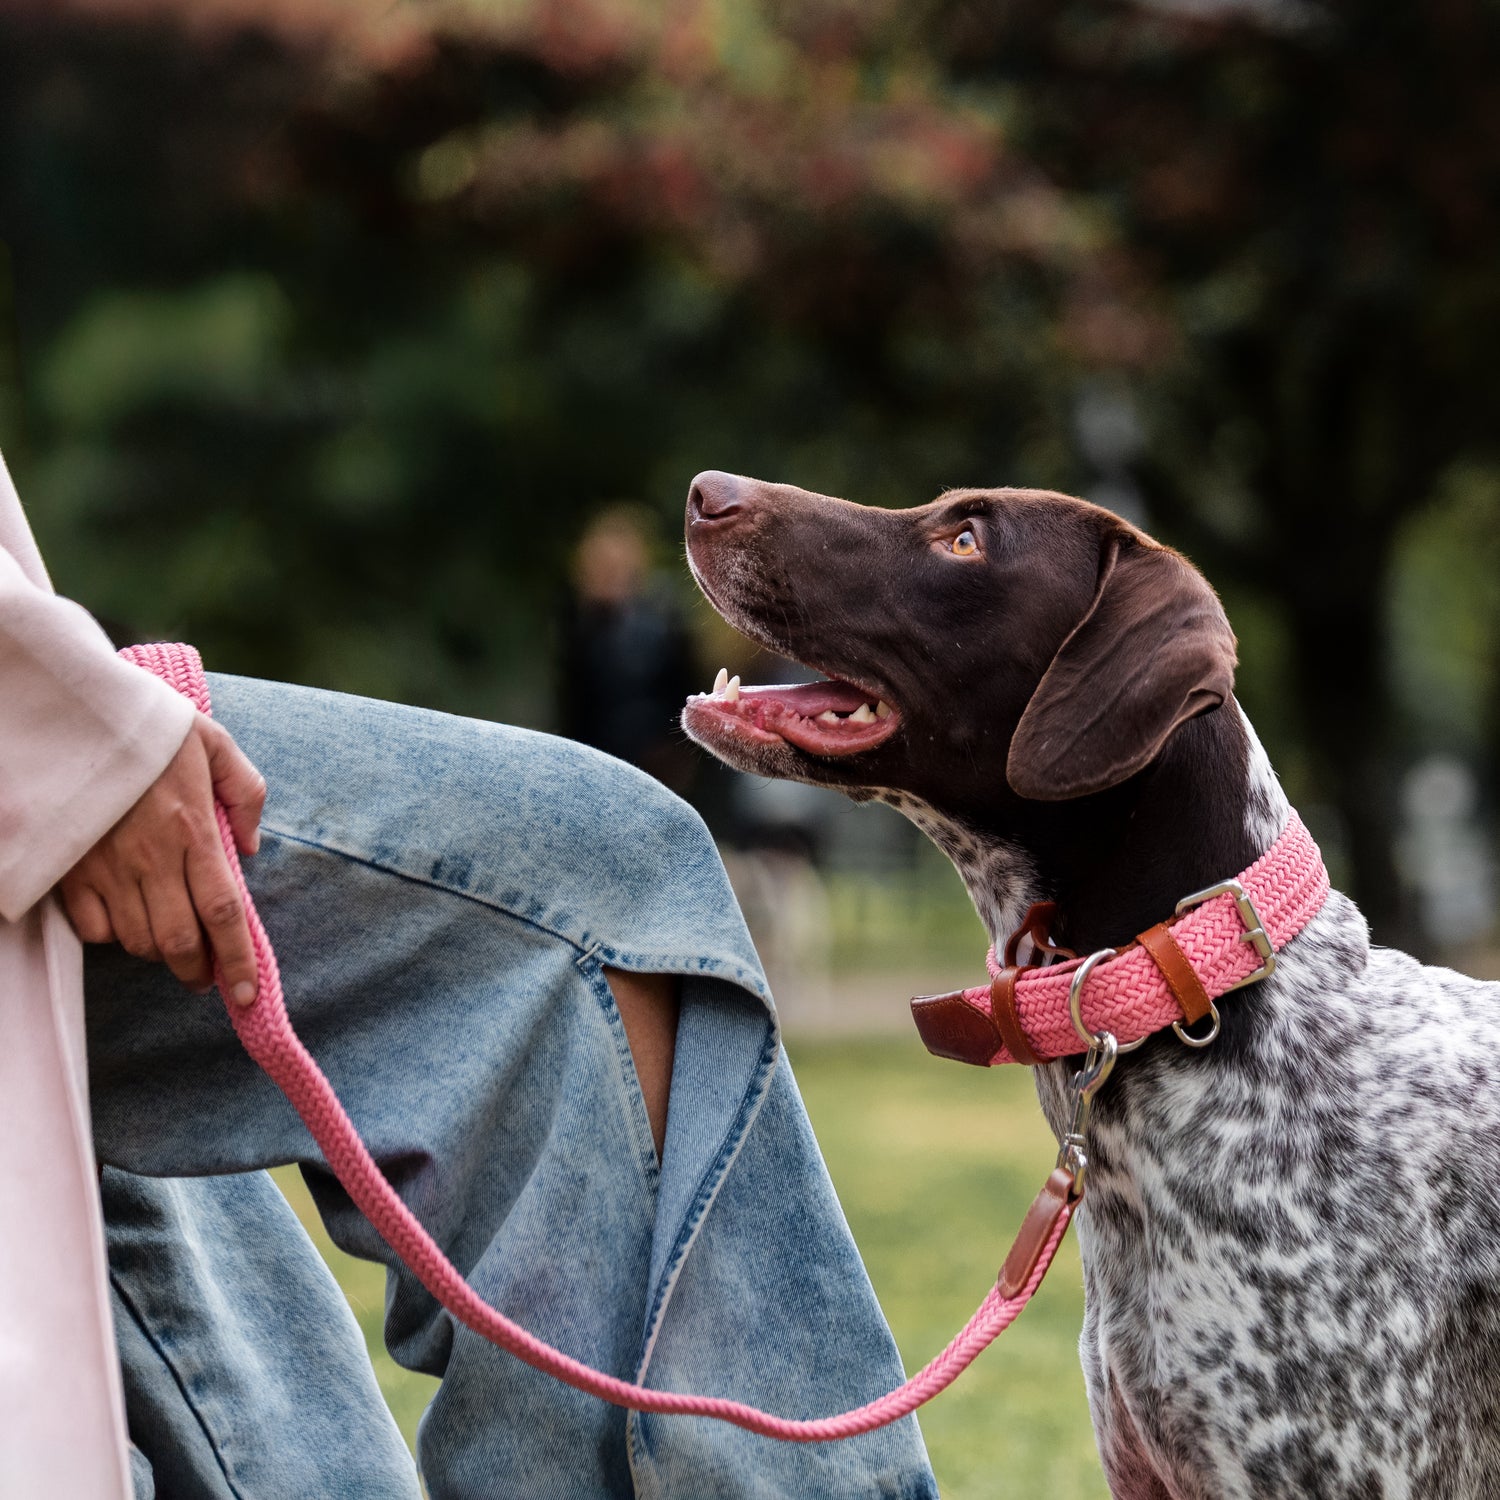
680, 471, 1500, 1500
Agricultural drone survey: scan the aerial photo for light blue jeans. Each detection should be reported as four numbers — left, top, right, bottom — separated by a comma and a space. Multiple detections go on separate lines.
85, 676, 938, 1499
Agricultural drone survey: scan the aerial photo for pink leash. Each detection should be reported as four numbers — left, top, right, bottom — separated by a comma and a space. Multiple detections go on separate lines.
122, 642, 1075, 1442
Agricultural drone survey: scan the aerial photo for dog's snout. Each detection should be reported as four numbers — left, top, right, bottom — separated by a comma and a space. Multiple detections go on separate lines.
688, 470, 747, 524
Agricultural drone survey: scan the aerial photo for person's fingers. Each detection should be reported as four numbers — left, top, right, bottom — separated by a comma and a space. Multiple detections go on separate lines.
55, 718, 265, 996
143, 865, 214, 992
59, 878, 116, 946
186, 844, 258, 1005
108, 882, 162, 963
204, 723, 266, 858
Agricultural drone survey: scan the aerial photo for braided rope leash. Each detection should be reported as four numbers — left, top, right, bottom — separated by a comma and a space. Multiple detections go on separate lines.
120, 642, 1074, 1443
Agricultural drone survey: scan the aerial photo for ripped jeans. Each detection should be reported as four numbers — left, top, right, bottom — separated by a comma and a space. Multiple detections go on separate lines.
85, 675, 937, 1499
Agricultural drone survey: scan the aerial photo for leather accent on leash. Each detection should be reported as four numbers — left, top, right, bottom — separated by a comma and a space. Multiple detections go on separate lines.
122, 642, 1078, 1443
997, 1168, 1075, 1298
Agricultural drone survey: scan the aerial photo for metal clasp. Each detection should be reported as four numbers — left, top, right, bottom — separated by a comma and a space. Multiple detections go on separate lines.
1055, 1029, 1117, 1195
1057, 949, 1127, 1193
1169, 878, 1275, 1048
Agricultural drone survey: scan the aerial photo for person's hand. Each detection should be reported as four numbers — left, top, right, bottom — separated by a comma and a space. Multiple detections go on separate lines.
59, 715, 267, 1004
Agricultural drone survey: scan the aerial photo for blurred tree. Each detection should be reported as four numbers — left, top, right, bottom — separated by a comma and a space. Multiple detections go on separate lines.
0, 0, 1087, 724
1, 0, 1498, 943
927, 0, 1500, 944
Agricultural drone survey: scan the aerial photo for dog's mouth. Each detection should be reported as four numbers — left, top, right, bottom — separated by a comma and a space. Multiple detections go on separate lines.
684, 668, 901, 759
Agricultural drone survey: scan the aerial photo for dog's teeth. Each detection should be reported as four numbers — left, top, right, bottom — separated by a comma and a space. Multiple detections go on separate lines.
875, 701, 892, 720
817, 710, 841, 724
725, 675, 741, 703
849, 703, 877, 723
713, 667, 729, 696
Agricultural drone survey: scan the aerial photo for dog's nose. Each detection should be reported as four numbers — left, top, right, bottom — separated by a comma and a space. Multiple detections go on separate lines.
688, 470, 746, 524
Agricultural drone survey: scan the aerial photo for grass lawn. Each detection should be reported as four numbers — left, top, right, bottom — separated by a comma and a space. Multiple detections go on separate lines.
789, 1035, 1107, 1499
274, 1032, 1107, 1499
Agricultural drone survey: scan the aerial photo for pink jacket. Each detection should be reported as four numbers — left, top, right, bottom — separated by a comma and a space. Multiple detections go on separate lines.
0, 449, 196, 1495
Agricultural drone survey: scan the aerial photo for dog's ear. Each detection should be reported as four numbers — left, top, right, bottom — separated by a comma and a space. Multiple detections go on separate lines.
1006, 533, 1236, 801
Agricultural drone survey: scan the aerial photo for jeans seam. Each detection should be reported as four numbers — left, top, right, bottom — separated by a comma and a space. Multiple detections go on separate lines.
639, 1020, 778, 1350
626, 1013, 781, 1476
109, 1269, 248, 1500
260, 824, 771, 1002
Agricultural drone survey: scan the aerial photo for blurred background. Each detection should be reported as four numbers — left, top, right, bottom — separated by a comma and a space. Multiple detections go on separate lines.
3, 1, 1499, 1494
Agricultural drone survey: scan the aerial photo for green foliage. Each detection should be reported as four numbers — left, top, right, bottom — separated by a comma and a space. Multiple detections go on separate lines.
2, 0, 1499, 937
40, 274, 289, 428
0, 0, 1082, 725
1392, 463, 1500, 758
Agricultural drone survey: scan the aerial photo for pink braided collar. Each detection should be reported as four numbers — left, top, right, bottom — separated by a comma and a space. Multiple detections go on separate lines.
913, 813, 1330, 1067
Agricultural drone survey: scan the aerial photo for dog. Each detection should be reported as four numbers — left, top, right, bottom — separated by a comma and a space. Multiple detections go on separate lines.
680, 471, 1500, 1500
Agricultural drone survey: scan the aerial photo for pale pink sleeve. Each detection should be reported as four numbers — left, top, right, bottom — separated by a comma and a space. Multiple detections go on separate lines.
0, 546, 196, 921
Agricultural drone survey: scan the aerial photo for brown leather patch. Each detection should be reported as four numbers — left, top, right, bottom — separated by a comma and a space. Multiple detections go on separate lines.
997, 1167, 1075, 1297
910, 991, 1003, 1066
911, 904, 1076, 1068
988, 969, 1043, 1067
1136, 921, 1212, 1025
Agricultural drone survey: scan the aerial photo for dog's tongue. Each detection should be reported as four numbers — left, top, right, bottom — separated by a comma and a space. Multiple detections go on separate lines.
736, 680, 874, 716
689, 672, 898, 757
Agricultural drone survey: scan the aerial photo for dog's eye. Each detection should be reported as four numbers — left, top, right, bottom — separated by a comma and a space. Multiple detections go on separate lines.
950, 529, 979, 556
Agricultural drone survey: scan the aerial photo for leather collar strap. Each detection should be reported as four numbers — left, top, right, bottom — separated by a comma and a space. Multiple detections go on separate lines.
911, 813, 1329, 1067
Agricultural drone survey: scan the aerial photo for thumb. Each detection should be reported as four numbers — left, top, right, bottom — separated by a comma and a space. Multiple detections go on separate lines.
202, 721, 267, 857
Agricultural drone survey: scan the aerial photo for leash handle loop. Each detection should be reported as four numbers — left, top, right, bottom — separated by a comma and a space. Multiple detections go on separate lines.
120, 642, 1076, 1442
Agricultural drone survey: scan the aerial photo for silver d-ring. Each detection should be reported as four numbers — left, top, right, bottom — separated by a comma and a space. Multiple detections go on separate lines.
1171, 1000, 1221, 1049
1067, 948, 1117, 1050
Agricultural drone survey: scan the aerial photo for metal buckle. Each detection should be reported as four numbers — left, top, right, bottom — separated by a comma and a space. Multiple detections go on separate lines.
1168, 878, 1277, 1048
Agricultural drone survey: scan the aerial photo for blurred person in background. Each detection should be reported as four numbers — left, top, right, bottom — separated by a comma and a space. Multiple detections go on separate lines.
557, 509, 845, 1012
558, 504, 700, 798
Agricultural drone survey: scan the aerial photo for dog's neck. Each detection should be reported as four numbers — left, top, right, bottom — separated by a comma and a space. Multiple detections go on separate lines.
911, 702, 1299, 1156
890, 701, 1291, 958
1032, 701, 1290, 956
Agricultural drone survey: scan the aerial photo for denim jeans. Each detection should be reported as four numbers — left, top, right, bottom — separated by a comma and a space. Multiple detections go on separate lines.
85, 675, 938, 1499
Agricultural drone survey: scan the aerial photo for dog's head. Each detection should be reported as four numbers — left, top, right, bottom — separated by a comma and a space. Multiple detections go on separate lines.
683, 470, 1235, 803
